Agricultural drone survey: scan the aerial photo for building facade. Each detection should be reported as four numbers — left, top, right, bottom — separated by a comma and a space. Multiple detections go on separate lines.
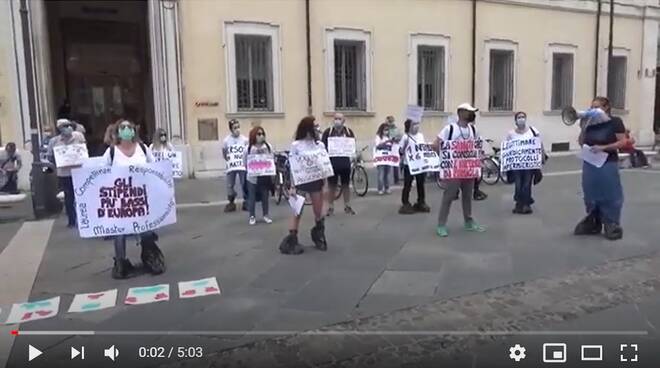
1, 0, 658, 182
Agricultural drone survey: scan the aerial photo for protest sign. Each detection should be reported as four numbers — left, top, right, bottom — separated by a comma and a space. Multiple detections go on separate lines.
500, 137, 543, 172
153, 150, 184, 178
178, 277, 221, 299
405, 105, 424, 122
225, 144, 246, 172
125, 284, 170, 305
5, 297, 60, 324
439, 139, 482, 179
406, 143, 440, 175
289, 147, 334, 186
327, 137, 356, 157
373, 144, 400, 167
83, 156, 107, 168
72, 161, 176, 238
247, 153, 276, 176
68, 289, 117, 313
53, 143, 89, 168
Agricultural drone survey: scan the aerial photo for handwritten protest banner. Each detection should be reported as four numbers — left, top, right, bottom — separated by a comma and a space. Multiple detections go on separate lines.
439, 139, 482, 179
53, 143, 89, 168
500, 137, 543, 172
68, 289, 117, 313
405, 105, 424, 122
153, 150, 183, 178
71, 161, 176, 238
327, 137, 356, 158
373, 144, 400, 167
290, 147, 334, 186
225, 144, 246, 172
5, 297, 60, 325
406, 143, 440, 175
247, 153, 276, 177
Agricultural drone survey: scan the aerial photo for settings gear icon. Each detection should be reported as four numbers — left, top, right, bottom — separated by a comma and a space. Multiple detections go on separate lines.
509, 344, 527, 362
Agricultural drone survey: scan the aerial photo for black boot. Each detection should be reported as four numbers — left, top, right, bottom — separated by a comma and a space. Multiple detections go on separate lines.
473, 190, 488, 201
604, 223, 623, 240
512, 203, 523, 214
140, 232, 166, 275
279, 231, 304, 255
311, 219, 327, 251
241, 201, 248, 211
224, 196, 237, 212
112, 258, 137, 280
574, 212, 602, 235
413, 202, 431, 213
398, 203, 415, 215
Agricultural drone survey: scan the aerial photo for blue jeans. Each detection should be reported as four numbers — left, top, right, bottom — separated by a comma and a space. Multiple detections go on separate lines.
512, 170, 534, 206
582, 161, 623, 224
377, 166, 391, 192
226, 170, 246, 201
247, 181, 270, 217
59, 176, 76, 226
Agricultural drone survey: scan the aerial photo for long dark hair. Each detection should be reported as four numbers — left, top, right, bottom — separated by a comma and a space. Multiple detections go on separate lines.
403, 119, 413, 134
249, 126, 266, 146
376, 123, 389, 138
294, 116, 317, 140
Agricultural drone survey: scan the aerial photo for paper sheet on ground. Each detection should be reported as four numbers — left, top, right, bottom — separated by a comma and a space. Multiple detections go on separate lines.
68, 289, 118, 313
288, 194, 305, 216
178, 277, 221, 299
5, 297, 60, 325
124, 284, 170, 305
578, 144, 608, 168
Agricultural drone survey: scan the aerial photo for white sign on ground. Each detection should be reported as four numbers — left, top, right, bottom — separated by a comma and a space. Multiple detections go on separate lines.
124, 284, 170, 305
178, 277, 221, 299
5, 297, 60, 325
327, 137, 356, 158
53, 143, 89, 168
68, 289, 118, 313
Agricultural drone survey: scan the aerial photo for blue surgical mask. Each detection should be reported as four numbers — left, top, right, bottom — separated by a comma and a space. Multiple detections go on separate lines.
61, 126, 73, 136
333, 119, 343, 128
118, 127, 135, 141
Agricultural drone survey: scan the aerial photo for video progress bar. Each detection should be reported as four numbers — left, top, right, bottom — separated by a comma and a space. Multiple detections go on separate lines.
13, 330, 650, 336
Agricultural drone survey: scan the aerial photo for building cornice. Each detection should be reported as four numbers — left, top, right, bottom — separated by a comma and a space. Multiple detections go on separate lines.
481, 0, 660, 20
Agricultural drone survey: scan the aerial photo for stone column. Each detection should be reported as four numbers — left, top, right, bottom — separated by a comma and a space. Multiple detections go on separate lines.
637, 8, 658, 146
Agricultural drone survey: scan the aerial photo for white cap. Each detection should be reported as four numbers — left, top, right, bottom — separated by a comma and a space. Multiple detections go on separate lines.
56, 118, 71, 127
456, 103, 478, 112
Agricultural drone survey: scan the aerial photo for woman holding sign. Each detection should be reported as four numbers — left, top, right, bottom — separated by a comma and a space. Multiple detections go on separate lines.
505, 112, 543, 214
245, 126, 274, 226
398, 119, 430, 215
150, 128, 175, 153
279, 116, 328, 255
322, 113, 357, 216
102, 120, 166, 279
374, 123, 395, 194
222, 119, 249, 213
574, 97, 626, 240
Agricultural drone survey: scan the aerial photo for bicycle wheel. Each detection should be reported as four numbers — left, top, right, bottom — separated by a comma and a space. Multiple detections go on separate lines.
352, 165, 369, 197
333, 185, 343, 200
481, 158, 500, 185
435, 172, 447, 190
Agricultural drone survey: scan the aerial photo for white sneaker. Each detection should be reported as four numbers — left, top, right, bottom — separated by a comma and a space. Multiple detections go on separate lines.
263, 216, 273, 224
249, 216, 256, 225
385, 188, 392, 194
378, 190, 384, 195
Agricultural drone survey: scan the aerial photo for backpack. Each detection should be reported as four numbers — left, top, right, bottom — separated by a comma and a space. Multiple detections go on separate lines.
109, 143, 148, 164
447, 124, 477, 141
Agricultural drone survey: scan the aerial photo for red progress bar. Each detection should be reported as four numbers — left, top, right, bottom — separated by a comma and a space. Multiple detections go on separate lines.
10, 330, 18, 336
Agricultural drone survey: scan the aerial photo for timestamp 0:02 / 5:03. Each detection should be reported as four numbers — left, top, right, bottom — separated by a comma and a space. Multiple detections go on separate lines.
138, 346, 204, 359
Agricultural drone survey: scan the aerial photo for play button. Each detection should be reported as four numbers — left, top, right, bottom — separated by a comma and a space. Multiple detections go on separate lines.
28, 345, 42, 361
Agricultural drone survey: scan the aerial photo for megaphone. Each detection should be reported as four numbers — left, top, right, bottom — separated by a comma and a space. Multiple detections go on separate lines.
561, 106, 611, 128
104, 345, 119, 361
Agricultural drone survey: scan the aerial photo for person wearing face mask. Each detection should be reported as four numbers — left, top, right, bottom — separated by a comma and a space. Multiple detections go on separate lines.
102, 120, 166, 279
149, 128, 174, 153
574, 96, 626, 240
505, 112, 544, 214
385, 116, 402, 184
322, 113, 357, 216
374, 123, 394, 195
222, 119, 249, 212
398, 119, 430, 214
47, 119, 87, 227
433, 104, 486, 237
0, 142, 22, 194
245, 126, 273, 226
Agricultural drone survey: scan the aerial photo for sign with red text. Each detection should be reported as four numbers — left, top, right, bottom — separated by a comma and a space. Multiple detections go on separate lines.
439, 139, 482, 179
373, 144, 400, 167
406, 143, 440, 175
178, 277, 222, 299
5, 297, 60, 325
71, 161, 177, 238
247, 153, 276, 177
124, 284, 170, 305
68, 289, 118, 313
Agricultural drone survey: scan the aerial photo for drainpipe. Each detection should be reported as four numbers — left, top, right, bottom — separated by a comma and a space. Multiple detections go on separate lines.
594, 0, 601, 96
606, 0, 614, 98
19, 0, 39, 163
471, 0, 477, 105
305, 0, 313, 115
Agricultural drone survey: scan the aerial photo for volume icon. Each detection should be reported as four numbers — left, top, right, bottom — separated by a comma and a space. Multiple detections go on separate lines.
71, 346, 85, 360
104, 345, 119, 362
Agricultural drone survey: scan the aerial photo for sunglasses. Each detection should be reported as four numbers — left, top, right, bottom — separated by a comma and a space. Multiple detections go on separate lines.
257, 133, 265, 136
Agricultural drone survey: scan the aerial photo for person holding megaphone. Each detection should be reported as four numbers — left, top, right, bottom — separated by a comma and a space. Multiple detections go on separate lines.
573, 96, 626, 240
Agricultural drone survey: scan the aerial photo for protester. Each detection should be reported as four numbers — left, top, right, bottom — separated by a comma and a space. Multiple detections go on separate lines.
40, 126, 54, 162
246, 126, 273, 225
102, 119, 166, 279
47, 119, 86, 227
150, 128, 175, 153
434, 103, 486, 237
322, 113, 356, 216
505, 111, 543, 214
0, 142, 21, 194
222, 119, 248, 212
374, 123, 394, 194
386, 116, 402, 185
398, 119, 430, 214
279, 116, 327, 255
620, 129, 649, 168
574, 96, 626, 240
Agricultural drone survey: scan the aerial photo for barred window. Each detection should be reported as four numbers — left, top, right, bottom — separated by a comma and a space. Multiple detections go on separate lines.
235, 34, 273, 111
489, 49, 514, 111
417, 45, 445, 111
607, 56, 627, 110
334, 40, 366, 111
551, 53, 574, 110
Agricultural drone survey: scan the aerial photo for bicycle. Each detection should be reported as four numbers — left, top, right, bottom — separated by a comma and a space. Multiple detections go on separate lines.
274, 151, 312, 206
480, 139, 505, 185
334, 145, 369, 199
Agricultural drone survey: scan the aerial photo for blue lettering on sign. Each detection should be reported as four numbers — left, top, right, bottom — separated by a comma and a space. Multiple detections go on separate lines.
22, 301, 52, 310
81, 303, 102, 311
192, 280, 209, 287
132, 286, 166, 294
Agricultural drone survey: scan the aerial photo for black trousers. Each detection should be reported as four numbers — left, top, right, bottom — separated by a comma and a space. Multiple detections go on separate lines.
59, 177, 76, 226
401, 165, 426, 205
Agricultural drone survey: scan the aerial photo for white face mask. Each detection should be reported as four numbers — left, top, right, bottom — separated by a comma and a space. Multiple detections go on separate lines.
515, 118, 526, 128
333, 119, 343, 128
410, 124, 420, 134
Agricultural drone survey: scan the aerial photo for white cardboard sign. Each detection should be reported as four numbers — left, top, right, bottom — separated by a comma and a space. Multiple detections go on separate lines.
153, 150, 184, 178
124, 284, 170, 305
373, 144, 400, 167
5, 297, 60, 325
439, 140, 482, 179
406, 143, 440, 175
289, 147, 334, 186
327, 137, 356, 158
247, 154, 276, 177
68, 289, 118, 313
53, 143, 89, 168
405, 105, 424, 123
225, 144, 247, 172
178, 277, 221, 299
500, 137, 543, 172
